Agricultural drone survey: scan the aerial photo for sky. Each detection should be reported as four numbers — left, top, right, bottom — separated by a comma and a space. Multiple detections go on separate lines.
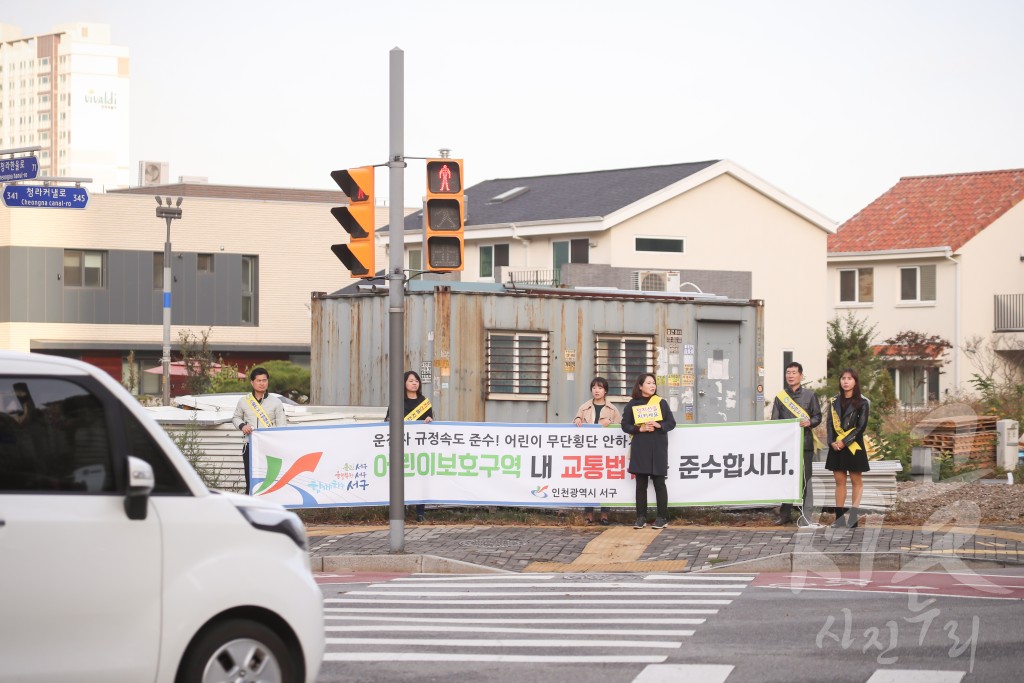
5, 0, 1023, 223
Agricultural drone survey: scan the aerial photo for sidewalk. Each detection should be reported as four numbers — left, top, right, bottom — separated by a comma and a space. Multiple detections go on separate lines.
307, 521, 1024, 574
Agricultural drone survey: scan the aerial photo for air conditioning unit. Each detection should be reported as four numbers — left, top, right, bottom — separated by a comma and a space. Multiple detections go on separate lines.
632, 270, 680, 292
138, 161, 169, 186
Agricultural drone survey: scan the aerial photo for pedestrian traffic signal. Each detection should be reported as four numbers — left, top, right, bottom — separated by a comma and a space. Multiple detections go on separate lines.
330, 166, 375, 278
424, 158, 464, 272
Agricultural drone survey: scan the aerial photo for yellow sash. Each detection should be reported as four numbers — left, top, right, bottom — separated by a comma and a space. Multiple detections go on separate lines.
631, 395, 663, 424
404, 397, 432, 421
829, 397, 862, 455
246, 394, 273, 428
775, 390, 823, 451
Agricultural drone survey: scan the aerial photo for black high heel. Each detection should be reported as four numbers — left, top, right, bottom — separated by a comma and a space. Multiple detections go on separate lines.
846, 508, 860, 529
830, 507, 848, 528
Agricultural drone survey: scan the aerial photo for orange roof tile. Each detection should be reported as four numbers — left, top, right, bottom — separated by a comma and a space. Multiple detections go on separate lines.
829, 169, 1024, 253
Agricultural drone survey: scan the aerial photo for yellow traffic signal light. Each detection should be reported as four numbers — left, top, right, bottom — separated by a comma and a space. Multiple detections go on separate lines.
424, 158, 464, 272
330, 166, 375, 278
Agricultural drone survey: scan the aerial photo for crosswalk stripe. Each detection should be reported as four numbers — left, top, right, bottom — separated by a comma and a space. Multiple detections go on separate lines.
864, 671, 965, 683
633, 664, 735, 682
325, 637, 682, 649
323, 653, 668, 663
324, 615, 707, 624
324, 607, 719, 614
370, 582, 751, 589
325, 598, 733, 605
326, 625, 697, 636
345, 590, 743, 597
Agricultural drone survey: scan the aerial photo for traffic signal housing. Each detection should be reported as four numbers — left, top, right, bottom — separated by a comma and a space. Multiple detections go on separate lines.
424, 158, 464, 272
330, 166, 375, 278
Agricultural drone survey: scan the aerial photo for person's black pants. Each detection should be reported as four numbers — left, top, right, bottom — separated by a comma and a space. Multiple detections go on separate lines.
634, 474, 668, 519
780, 449, 814, 517
241, 442, 251, 494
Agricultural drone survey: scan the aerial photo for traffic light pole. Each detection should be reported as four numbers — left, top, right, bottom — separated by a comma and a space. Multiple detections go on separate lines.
387, 47, 407, 553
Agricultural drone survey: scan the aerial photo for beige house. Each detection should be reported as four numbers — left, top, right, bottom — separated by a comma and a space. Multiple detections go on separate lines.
398, 160, 837, 395
0, 182, 391, 392
827, 169, 1024, 406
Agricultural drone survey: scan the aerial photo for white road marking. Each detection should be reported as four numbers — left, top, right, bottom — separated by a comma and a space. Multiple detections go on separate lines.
325, 598, 733, 605
324, 607, 720, 614
323, 615, 707, 624
369, 582, 751, 589
326, 625, 696, 636
346, 590, 743, 597
864, 670, 965, 683
632, 664, 735, 683
324, 637, 682, 649
323, 653, 668, 663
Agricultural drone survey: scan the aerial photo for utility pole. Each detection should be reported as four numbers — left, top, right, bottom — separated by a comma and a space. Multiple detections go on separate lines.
155, 196, 183, 406
387, 48, 407, 553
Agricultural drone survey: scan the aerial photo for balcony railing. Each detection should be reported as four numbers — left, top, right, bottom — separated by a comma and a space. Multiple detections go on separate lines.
504, 268, 561, 287
994, 293, 1024, 332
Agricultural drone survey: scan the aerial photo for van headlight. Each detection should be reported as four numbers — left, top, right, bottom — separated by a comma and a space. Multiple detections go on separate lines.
236, 505, 308, 551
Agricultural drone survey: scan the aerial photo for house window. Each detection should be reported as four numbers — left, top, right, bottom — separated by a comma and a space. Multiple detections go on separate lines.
197, 254, 214, 273
553, 238, 589, 270
63, 250, 105, 288
408, 249, 422, 272
782, 350, 794, 387
241, 255, 257, 325
635, 237, 684, 253
888, 366, 939, 408
594, 334, 655, 397
480, 243, 509, 279
839, 267, 874, 303
486, 331, 549, 398
900, 265, 936, 302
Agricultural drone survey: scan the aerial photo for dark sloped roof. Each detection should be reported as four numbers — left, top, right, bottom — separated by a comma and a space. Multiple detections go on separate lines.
829, 169, 1024, 253
401, 160, 720, 231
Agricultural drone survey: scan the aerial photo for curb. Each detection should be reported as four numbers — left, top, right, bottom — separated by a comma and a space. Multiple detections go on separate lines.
701, 551, 1024, 574
313, 553, 512, 575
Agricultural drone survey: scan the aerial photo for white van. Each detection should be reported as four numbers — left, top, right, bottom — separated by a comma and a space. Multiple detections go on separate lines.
0, 351, 324, 683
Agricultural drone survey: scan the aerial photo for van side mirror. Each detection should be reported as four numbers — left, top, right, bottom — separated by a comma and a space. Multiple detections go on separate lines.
125, 456, 155, 521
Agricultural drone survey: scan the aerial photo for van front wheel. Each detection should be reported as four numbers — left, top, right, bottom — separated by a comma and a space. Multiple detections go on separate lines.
177, 618, 297, 683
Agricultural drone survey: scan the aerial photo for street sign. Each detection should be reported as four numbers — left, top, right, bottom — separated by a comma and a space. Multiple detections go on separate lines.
0, 156, 39, 182
2, 184, 89, 209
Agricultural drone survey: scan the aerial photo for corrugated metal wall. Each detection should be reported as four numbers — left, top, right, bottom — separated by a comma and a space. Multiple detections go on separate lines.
312, 287, 765, 425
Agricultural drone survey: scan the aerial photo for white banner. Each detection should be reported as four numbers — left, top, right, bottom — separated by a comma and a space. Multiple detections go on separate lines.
249, 420, 803, 509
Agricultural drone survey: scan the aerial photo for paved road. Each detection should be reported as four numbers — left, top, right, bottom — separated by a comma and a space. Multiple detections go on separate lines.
314, 570, 1024, 683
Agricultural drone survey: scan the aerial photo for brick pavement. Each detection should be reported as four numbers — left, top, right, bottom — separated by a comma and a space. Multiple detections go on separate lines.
307, 522, 1024, 574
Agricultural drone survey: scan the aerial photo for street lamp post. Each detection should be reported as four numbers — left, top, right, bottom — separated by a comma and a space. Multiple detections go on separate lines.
155, 196, 183, 406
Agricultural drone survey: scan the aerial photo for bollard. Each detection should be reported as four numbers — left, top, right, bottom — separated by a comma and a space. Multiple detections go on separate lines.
910, 446, 932, 481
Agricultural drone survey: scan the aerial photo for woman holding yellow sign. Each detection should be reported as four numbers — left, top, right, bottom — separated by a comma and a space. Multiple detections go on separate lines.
385, 370, 434, 522
825, 368, 870, 528
621, 373, 676, 529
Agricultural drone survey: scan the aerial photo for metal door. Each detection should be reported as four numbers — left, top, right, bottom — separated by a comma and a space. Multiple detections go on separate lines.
696, 321, 741, 423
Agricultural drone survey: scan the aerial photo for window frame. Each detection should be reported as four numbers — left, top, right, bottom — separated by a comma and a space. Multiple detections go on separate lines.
838, 267, 874, 304
888, 365, 940, 408
63, 249, 106, 289
479, 243, 509, 279
241, 255, 257, 325
594, 334, 655, 398
552, 238, 589, 270
635, 236, 685, 254
899, 265, 936, 304
485, 330, 550, 400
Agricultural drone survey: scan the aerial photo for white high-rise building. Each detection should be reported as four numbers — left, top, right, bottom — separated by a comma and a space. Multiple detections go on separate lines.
0, 22, 129, 190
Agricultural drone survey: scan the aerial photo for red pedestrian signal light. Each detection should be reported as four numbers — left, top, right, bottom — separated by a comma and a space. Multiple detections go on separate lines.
424, 159, 464, 272
330, 166, 375, 278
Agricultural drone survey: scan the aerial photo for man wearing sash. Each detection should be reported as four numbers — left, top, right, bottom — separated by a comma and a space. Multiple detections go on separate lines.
770, 361, 821, 525
232, 366, 287, 494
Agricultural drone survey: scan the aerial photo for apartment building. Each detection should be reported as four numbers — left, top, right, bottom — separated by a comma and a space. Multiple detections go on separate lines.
0, 22, 129, 190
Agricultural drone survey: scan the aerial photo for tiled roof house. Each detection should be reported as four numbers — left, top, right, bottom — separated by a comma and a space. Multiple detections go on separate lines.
827, 169, 1024, 405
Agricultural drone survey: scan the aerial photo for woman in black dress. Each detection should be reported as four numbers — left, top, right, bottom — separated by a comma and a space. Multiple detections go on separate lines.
825, 368, 870, 528
621, 373, 676, 529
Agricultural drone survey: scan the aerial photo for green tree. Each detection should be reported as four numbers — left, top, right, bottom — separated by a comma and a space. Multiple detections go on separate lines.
258, 360, 311, 404
821, 312, 896, 432
210, 358, 249, 393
